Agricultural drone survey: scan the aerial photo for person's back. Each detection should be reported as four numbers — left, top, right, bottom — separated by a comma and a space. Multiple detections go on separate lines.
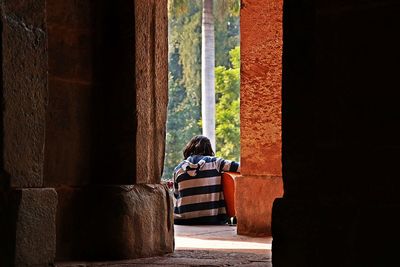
173, 135, 240, 225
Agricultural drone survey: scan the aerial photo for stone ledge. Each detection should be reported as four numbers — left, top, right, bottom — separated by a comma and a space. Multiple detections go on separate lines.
56, 184, 174, 261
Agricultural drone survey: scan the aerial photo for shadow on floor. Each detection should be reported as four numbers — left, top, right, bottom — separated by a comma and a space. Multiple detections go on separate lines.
56, 225, 272, 266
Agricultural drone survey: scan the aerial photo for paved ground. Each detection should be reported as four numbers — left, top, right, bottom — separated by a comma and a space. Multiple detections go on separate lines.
56, 225, 272, 267
175, 225, 272, 255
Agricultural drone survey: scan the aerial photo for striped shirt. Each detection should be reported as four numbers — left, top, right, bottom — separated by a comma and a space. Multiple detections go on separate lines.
173, 155, 240, 225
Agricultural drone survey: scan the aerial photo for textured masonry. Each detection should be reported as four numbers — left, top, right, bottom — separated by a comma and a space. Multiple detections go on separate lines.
1, 0, 172, 265
237, 0, 284, 236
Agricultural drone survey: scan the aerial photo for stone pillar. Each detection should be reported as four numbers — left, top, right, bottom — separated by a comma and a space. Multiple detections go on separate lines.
135, 0, 168, 184
1, 0, 172, 263
272, 0, 400, 266
44, 0, 173, 261
237, 0, 284, 236
0, 1, 57, 266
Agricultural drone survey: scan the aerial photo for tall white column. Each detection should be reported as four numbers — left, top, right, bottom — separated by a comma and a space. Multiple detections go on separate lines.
201, 0, 216, 151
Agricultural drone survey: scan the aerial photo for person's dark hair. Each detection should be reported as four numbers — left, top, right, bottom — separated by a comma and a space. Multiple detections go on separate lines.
183, 135, 214, 159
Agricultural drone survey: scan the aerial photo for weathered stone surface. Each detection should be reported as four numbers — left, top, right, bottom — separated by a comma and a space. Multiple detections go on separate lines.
240, 0, 283, 177
2, 0, 46, 28
235, 176, 283, 236
55, 250, 271, 267
44, 0, 93, 186
135, 0, 168, 184
0, 188, 57, 266
56, 184, 174, 261
1, 0, 48, 187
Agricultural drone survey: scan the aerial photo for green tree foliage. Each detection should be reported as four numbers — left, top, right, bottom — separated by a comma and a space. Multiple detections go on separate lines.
215, 46, 240, 162
163, 1, 202, 180
163, 0, 240, 180
214, 0, 240, 68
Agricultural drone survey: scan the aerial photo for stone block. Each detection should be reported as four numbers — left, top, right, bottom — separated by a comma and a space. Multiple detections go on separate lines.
2, 0, 48, 187
0, 188, 57, 266
56, 184, 174, 261
235, 175, 283, 236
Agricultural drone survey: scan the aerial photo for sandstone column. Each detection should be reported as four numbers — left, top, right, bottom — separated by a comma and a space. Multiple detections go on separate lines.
135, 0, 168, 184
44, 0, 173, 261
237, 0, 283, 236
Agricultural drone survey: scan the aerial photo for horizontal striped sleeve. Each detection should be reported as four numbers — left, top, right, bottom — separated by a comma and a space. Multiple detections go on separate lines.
229, 161, 240, 172
220, 159, 240, 172
202, 156, 218, 163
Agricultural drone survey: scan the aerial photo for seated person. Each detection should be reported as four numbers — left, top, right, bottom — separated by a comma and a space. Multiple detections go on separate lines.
173, 135, 240, 225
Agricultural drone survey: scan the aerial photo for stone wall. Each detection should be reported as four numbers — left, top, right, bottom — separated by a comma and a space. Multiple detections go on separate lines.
272, 0, 400, 266
0, 0, 173, 265
237, 0, 283, 236
2, 0, 48, 189
0, 1, 57, 266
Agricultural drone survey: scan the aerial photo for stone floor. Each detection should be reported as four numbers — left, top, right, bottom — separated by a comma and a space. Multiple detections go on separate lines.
175, 225, 272, 255
56, 225, 272, 267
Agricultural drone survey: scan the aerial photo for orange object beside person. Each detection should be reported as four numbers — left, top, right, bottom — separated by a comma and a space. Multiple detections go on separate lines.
222, 172, 240, 218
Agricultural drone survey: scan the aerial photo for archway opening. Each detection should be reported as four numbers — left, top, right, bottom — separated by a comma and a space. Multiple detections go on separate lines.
164, 0, 272, 254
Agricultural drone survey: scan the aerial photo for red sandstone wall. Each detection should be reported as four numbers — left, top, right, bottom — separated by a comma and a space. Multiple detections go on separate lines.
237, 0, 283, 236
